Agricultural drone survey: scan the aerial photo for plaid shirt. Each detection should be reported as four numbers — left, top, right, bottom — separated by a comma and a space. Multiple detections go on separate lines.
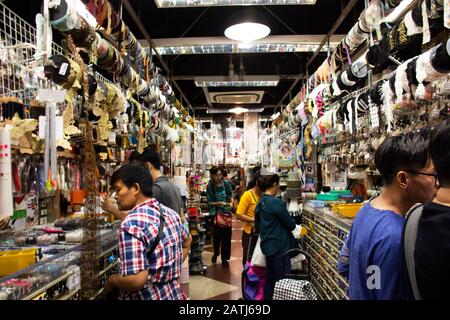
118, 199, 189, 300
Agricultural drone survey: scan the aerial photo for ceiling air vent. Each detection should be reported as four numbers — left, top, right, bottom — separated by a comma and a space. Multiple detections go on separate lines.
209, 91, 264, 104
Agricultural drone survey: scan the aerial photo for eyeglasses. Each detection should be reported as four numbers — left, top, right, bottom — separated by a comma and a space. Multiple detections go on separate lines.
404, 170, 438, 183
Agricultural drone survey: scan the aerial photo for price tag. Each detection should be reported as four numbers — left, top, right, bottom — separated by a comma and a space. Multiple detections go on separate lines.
59, 62, 69, 76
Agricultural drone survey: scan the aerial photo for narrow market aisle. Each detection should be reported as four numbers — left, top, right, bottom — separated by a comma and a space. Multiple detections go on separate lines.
189, 218, 244, 300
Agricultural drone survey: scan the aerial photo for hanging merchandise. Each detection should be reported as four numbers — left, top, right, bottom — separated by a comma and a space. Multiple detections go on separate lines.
0, 127, 14, 219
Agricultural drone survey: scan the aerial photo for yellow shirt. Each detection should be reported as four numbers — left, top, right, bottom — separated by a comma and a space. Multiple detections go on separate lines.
236, 190, 260, 234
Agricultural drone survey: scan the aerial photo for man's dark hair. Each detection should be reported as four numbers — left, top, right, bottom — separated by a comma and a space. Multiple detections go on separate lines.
111, 164, 153, 197
251, 165, 262, 176
140, 147, 161, 169
374, 129, 431, 185
210, 166, 222, 176
128, 150, 140, 163
430, 120, 450, 186
246, 169, 262, 190
257, 174, 280, 192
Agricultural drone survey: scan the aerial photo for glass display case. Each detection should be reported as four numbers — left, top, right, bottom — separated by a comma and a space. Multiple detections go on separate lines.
0, 223, 120, 300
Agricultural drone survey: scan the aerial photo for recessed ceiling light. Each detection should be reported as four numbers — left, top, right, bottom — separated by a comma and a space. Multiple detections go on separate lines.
225, 22, 270, 42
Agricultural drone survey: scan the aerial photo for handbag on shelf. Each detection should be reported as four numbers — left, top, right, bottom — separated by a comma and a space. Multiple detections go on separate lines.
214, 210, 232, 228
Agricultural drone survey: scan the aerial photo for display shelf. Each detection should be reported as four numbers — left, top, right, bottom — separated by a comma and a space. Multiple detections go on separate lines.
303, 202, 350, 300
309, 265, 339, 300
303, 205, 352, 232
310, 277, 325, 300
304, 223, 341, 253
98, 260, 119, 277
90, 288, 104, 300
22, 270, 76, 300
306, 241, 348, 296
303, 215, 344, 245
310, 269, 334, 300
58, 289, 80, 300
306, 235, 339, 266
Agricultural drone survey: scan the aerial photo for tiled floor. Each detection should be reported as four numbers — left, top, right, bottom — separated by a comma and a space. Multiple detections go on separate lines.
189, 219, 245, 300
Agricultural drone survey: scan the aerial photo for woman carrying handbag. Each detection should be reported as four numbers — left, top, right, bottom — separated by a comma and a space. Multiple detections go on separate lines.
207, 166, 233, 267
236, 169, 263, 265
254, 172, 300, 300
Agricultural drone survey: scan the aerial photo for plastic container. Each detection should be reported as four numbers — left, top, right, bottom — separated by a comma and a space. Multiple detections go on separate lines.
70, 190, 86, 206
331, 203, 363, 218
330, 190, 352, 195
316, 193, 339, 201
0, 248, 37, 277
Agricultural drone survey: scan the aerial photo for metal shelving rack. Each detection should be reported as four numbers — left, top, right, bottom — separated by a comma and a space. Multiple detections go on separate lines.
302, 204, 352, 300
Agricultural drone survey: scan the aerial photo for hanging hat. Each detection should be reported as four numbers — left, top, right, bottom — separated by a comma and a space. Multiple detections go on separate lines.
347, 165, 367, 180
430, 39, 450, 74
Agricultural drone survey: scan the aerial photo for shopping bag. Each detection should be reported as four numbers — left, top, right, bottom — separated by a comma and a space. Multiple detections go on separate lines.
273, 278, 318, 300
214, 211, 232, 228
250, 236, 266, 267
242, 262, 266, 300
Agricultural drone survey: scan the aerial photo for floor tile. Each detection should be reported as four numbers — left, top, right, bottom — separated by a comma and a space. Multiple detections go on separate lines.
189, 276, 239, 300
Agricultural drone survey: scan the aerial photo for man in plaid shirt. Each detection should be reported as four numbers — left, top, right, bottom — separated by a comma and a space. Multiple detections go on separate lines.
104, 164, 192, 300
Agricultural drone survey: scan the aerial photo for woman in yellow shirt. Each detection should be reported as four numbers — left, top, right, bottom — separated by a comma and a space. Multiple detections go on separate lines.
236, 171, 263, 265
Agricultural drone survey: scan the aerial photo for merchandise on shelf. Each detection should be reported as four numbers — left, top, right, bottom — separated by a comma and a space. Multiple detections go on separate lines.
302, 202, 352, 300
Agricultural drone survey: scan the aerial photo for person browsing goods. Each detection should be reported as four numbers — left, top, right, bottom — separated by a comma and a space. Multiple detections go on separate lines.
104, 164, 192, 300
338, 129, 437, 300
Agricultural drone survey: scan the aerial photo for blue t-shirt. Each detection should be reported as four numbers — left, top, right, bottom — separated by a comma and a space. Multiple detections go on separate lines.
338, 202, 407, 300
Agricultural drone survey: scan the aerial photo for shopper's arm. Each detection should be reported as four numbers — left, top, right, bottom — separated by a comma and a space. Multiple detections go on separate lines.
101, 197, 128, 221
236, 193, 254, 223
105, 270, 149, 293
182, 234, 192, 262
273, 199, 296, 231
338, 235, 350, 278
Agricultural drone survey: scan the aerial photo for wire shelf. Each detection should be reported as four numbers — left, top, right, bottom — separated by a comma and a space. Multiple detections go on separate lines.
0, 2, 115, 106
0, 2, 65, 104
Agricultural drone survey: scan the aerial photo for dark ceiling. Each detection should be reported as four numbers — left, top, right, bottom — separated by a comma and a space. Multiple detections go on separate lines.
5, 0, 366, 119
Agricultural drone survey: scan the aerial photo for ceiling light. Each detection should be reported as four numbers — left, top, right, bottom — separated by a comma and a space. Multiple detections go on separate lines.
207, 107, 264, 114
229, 107, 250, 114
154, 0, 316, 8
225, 22, 270, 42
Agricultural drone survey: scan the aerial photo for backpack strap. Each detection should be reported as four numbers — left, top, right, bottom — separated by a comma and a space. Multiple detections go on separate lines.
146, 203, 165, 262
249, 190, 258, 204
404, 203, 424, 300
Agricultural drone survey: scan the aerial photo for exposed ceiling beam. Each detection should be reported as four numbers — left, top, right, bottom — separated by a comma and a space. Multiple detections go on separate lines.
274, 0, 360, 112
120, 0, 194, 114
203, 87, 213, 108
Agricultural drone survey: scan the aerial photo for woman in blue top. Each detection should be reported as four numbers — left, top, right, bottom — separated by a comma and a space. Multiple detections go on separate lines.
207, 166, 233, 267
254, 173, 297, 300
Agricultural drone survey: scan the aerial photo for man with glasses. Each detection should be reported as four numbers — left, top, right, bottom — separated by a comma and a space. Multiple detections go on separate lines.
403, 121, 450, 299
338, 129, 437, 300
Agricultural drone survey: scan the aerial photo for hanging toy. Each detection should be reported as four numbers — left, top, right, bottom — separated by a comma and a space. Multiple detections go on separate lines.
46, 169, 57, 192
